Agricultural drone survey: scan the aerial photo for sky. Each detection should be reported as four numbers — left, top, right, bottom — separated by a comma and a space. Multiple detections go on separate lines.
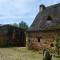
0, 0, 60, 26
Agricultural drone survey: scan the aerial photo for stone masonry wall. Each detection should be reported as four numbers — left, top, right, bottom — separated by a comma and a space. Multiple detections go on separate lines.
26, 31, 60, 52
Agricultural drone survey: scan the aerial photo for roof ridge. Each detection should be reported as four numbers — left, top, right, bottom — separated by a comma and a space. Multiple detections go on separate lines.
47, 3, 60, 8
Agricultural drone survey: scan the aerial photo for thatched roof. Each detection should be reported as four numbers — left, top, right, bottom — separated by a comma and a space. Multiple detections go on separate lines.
27, 3, 60, 32
0, 24, 25, 32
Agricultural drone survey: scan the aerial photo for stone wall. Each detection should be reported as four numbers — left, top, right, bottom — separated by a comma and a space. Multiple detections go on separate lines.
26, 31, 60, 52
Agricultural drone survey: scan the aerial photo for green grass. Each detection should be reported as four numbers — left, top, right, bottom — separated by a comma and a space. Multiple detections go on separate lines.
0, 47, 59, 60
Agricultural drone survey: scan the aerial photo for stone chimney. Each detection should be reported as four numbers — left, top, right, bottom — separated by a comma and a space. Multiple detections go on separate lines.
39, 4, 46, 12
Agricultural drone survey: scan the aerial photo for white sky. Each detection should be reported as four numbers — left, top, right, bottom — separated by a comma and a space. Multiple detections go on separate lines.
0, 0, 60, 26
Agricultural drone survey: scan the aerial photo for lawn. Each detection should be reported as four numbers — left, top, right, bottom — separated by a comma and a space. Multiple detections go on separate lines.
0, 47, 59, 60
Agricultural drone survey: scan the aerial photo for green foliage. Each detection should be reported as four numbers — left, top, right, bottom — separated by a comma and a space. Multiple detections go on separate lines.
19, 21, 28, 30
12, 21, 28, 30
54, 34, 60, 55
55, 34, 60, 48
55, 39, 60, 48
12, 23, 19, 27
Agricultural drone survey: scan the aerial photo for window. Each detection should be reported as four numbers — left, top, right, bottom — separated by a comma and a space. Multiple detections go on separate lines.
47, 16, 52, 20
50, 43, 54, 47
38, 38, 40, 42
46, 16, 52, 24
37, 37, 42, 42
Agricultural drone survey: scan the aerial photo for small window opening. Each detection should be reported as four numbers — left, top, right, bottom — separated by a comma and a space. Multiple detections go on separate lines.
50, 43, 54, 47
38, 38, 40, 42
47, 16, 52, 20
37, 37, 42, 42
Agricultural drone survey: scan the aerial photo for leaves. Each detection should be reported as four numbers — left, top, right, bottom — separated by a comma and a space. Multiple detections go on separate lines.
19, 21, 28, 30
12, 21, 28, 30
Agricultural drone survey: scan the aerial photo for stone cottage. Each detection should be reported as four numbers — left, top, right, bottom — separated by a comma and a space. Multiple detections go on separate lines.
26, 3, 60, 51
0, 24, 26, 47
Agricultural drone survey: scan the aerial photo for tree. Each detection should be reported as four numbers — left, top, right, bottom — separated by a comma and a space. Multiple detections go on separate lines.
55, 38, 60, 55
12, 23, 19, 27
19, 21, 28, 30
55, 35, 60, 55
